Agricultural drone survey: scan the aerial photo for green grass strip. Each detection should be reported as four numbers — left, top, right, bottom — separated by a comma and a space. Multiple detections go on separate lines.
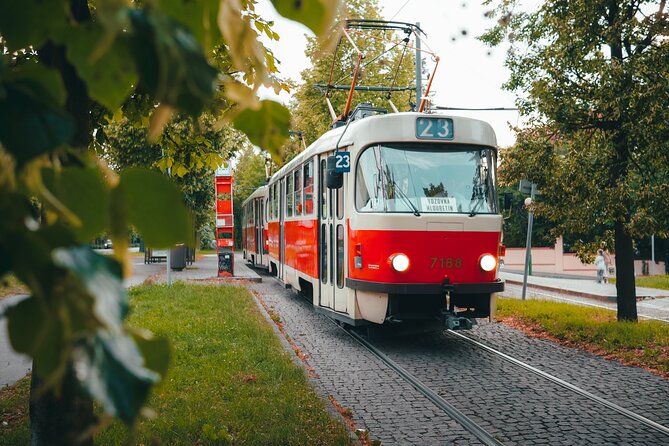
608, 274, 669, 290
1, 283, 351, 445
496, 298, 669, 377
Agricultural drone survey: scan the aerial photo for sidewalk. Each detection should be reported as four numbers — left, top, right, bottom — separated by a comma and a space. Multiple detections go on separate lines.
124, 252, 261, 287
499, 270, 669, 322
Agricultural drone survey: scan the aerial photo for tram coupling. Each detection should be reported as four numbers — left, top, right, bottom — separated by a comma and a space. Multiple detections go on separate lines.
442, 312, 475, 330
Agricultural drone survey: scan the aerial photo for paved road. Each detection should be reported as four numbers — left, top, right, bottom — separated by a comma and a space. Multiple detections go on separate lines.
0, 295, 32, 388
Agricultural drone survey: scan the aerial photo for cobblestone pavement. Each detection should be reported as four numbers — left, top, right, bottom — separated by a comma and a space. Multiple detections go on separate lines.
249, 279, 486, 445
372, 324, 669, 445
249, 270, 669, 445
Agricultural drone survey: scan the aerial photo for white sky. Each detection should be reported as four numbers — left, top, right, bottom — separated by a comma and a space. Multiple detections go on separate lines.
256, 0, 524, 147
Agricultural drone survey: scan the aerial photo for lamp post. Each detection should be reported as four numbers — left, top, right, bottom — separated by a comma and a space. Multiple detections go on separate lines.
521, 185, 536, 301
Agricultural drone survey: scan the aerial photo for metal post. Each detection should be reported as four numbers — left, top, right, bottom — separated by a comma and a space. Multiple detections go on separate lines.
521, 184, 536, 300
166, 165, 172, 286
651, 234, 655, 276
415, 22, 422, 112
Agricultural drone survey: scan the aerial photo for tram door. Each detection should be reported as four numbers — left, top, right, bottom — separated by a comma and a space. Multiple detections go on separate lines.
318, 153, 347, 313
254, 198, 265, 265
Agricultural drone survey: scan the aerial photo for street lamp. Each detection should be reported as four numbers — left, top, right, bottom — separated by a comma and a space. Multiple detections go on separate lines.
521, 188, 536, 300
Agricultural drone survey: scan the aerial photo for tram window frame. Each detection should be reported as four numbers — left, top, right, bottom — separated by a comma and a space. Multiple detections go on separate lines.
303, 160, 314, 216
294, 168, 303, 216
286, 174, 294, 217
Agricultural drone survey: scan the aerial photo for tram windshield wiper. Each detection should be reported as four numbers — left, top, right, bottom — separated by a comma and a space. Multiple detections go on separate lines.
390, 178, 421, 217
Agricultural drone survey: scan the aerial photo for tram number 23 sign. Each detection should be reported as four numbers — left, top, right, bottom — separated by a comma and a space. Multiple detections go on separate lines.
334, 152, 351, 172
416, 117, 454, 140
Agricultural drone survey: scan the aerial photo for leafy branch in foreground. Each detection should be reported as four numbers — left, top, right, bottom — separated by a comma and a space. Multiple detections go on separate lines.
0, 0, 341, 442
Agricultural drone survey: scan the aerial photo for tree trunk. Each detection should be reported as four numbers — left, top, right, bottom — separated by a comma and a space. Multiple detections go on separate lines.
614, 219, 637, 321
30, 363, 95, 446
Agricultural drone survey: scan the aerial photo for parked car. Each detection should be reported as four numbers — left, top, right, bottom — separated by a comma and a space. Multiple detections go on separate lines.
104, 239, 113, 249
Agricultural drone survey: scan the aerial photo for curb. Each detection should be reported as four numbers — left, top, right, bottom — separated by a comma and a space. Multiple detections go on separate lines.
504, 279, 617, 303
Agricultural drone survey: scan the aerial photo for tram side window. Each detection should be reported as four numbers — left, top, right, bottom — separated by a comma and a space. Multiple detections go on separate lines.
268, 186, 273, 220
304, 160, 314, 215
273, 183, 278, 220
286, 175, 294, 217
337, 187, 344, 219
336, 224, 344, 288
294, 168, 303, 216
320, 223, 327, 284
320, 159, 327, 219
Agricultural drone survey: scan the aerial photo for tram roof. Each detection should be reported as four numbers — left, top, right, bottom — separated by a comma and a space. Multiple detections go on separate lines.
241, 184, 268, 206
271, 112, 497, 182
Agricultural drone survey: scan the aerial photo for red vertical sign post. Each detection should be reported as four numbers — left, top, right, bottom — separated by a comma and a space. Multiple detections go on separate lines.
215, 162, 234, 276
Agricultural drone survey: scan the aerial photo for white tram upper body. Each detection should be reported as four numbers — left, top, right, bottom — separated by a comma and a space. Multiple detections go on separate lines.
243, 107, 504, 329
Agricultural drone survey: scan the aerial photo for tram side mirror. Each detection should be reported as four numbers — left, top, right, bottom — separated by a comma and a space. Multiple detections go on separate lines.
326, 155, 343, 189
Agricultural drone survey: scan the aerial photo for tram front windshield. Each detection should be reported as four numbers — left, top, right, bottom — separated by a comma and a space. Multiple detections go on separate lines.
355, 143, 497, 214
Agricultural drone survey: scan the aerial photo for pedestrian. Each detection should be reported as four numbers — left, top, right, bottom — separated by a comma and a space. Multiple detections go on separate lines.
595, 249, 609, 283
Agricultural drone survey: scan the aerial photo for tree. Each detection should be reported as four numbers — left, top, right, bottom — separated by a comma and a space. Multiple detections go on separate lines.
233, 145, 270, 248
482, 0, 669, 321
0, 0, 340, 443
289, 0, 418, 146
100, 113, 250, 242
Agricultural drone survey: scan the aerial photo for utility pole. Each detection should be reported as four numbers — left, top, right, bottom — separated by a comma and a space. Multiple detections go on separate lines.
415, 22, 422, 111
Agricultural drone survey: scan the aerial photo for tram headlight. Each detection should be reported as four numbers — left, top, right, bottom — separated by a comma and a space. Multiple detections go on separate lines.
479, 254, 497, 272
390, 253, 410, 272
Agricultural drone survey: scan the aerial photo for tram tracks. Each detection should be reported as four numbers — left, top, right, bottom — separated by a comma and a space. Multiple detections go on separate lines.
446, 330, 669, 437
335, 320, 669, 444
344, 326, 504, 446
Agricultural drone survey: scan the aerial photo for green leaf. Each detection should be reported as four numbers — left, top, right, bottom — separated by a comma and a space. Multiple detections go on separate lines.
7, 296, 65, 378
75, 331, 158, 425
158, 0, 222, 51
42, 167, 110, 243
132, 331, 171, 378
5, 61, 67, 107
0, 0, 68, 51
0, 85, 74, 166
128, 9, 218, 116
271, 0, 334, 36
113, 168, 192, 248
233, 100, 290, 158
52, 246, 127, 330
60, 24, 138, 111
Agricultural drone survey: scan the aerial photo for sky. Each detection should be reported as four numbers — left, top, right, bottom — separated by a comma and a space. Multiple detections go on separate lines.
255, 0, 525, 147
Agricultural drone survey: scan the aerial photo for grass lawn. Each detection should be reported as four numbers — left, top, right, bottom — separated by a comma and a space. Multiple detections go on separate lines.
0, 283, 351, 445
496, 298, 669, 378
609, 274, 669, 291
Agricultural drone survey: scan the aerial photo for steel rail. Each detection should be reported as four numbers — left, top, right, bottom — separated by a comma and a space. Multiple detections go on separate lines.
448, 329, 669, 437
342, 326, 505, 446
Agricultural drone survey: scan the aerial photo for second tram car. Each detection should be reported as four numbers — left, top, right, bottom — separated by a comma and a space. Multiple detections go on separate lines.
242, 107, 504, 329
241, 185, 269, 269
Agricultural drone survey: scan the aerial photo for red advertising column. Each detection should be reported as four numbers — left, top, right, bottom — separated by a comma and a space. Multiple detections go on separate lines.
215, 162, 234, 276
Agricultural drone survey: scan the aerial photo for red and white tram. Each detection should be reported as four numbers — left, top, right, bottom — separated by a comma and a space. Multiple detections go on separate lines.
241, 185, 269, 269
242, 106, 504, 329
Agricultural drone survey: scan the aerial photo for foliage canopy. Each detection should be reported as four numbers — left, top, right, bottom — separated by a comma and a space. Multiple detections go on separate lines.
482, 0, 669, 320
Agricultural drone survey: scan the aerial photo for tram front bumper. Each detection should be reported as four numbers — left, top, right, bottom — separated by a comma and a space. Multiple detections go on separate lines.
346, 278, 505, 295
